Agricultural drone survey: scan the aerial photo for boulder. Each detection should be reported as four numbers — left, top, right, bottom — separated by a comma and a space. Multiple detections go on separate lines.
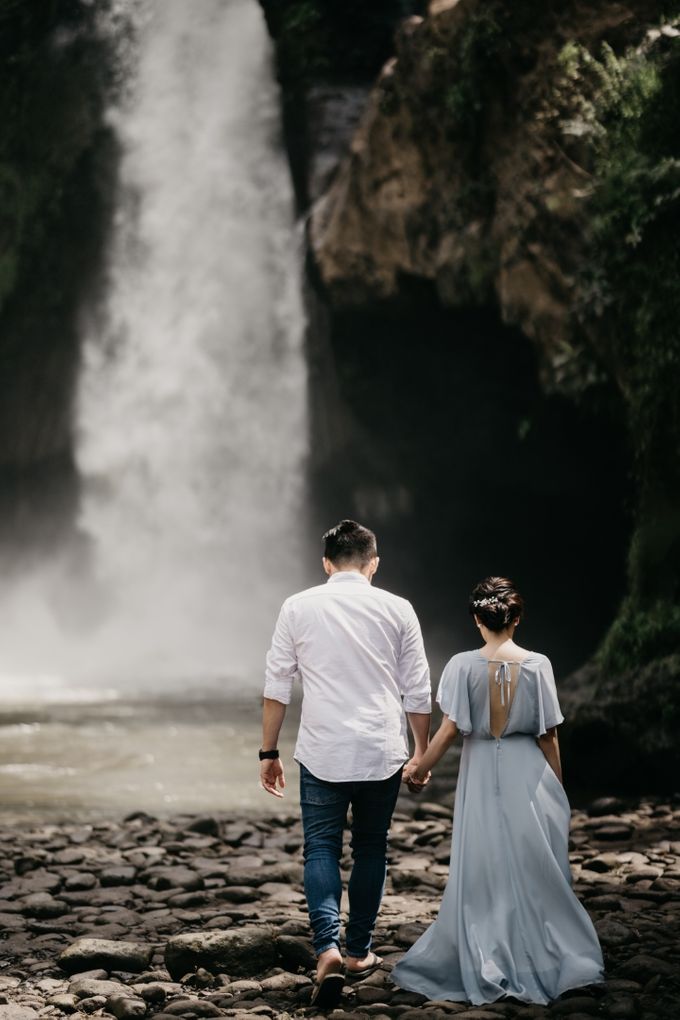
275, 934, 316, 971
145, 867, 203, 892
70, 979, 129, 999
106, 994, 147, 1019
100, 866, 137, 887
184, 817, 221, 837
21, 892, 68, 918
160, 1001, 222, 1017
223, 863, 302, 887
59, 938, 153, 975
164, 927, 277, 980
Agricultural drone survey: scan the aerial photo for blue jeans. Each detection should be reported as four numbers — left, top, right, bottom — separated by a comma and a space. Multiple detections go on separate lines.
299, 762, 403, 958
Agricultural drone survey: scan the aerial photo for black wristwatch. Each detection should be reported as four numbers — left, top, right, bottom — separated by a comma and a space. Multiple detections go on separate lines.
259, 748, 280, 761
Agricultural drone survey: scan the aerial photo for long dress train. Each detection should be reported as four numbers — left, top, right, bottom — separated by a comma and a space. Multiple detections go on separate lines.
391, 650, 604, 1005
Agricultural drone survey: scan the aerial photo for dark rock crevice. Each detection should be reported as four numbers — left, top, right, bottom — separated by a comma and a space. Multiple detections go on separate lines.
0, 1, 119, 551
304, 277, 632, 677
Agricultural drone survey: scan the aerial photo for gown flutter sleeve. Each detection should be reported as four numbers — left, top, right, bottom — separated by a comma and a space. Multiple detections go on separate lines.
535, 655, 565, 735
436, 656, 473, 736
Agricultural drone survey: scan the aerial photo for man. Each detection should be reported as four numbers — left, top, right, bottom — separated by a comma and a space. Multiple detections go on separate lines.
260, 519, 431, 1008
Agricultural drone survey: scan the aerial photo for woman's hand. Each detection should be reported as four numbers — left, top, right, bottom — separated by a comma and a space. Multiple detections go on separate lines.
402, 758, 431, 792
403, 716, 459, 788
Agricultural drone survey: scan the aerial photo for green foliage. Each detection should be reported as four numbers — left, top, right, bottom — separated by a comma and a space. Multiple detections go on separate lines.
554, 22, 680, 668
557, 27, 680, 452
268, 1, 330, 88
599, 597, 680, 676
441, 4, 508, 137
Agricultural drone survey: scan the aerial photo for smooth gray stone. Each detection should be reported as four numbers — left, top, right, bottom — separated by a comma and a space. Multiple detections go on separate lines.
21, 892, 68, 918
59, 938, 153, 975
101, 867, 138, 887
106, 994, 148, 1019
160, 1001, 222, 1017
64, 872, 98, 891
80, 995, 107, 1014
70, 978, 129, 999
165, 927, 277, 980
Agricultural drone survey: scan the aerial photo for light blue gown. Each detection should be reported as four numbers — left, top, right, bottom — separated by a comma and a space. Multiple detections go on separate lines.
392, 650, 604, 1005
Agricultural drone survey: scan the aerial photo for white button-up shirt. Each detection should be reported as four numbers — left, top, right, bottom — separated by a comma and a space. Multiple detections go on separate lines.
264, 571, 431, 782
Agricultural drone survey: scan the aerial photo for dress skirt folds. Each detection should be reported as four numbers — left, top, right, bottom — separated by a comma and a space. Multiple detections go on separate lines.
391, 650, 604, 1005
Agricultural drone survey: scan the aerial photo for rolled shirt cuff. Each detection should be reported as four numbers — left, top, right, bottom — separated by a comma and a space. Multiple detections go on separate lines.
403, 693, 432, 713
263, 679, 293, 705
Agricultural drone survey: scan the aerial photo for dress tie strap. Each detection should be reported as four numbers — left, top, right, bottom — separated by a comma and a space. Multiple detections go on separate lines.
495, 661, 513, 707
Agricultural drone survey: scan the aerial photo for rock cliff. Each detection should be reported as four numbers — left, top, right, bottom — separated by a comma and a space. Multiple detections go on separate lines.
296, 0, 680, 781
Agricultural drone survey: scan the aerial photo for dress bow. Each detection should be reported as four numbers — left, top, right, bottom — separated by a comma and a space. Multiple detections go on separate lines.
494, 661, 513, 707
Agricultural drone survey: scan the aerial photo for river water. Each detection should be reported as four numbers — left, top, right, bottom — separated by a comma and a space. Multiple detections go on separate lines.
0, 681, 302, 822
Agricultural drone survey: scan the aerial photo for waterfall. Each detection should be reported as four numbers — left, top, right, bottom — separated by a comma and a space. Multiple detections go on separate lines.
1, 0, 308, 691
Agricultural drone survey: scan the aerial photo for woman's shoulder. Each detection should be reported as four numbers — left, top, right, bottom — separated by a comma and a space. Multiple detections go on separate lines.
444, 649, 479, 669
522, 650, 552, 669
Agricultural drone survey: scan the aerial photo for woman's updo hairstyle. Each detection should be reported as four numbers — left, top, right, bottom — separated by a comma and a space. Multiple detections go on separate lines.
469, 576, 524, 633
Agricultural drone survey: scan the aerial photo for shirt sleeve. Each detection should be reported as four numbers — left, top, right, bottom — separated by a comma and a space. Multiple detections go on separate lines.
263, 601, 298, 705
536, 656, 564, 735
436, 657, 472, 735
397, 603, 431, 713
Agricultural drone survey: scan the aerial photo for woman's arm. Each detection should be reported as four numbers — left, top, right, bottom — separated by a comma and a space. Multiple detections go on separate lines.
537, 726, 563, 784
404, 715, 459, 784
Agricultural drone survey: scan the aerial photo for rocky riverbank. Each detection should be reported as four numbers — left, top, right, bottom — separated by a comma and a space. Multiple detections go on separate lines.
1, 798, 679, 1020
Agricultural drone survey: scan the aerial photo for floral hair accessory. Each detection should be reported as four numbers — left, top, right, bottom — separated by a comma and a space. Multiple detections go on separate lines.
472, 596, 502, 608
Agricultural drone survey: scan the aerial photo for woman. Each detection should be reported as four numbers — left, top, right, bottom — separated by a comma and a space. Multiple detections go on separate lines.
391, 577, 604, 1005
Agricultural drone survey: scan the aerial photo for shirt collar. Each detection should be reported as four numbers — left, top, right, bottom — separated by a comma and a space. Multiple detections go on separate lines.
327, 570, 370, 585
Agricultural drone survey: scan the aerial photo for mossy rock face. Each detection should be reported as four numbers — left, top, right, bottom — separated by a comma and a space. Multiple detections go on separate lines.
563, 653, 680, 792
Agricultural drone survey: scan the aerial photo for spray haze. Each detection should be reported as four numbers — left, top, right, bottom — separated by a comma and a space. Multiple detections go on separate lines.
1, 0, 308, 694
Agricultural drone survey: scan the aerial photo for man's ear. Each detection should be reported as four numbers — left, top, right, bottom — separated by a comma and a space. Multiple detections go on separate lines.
322, 557, 333, 576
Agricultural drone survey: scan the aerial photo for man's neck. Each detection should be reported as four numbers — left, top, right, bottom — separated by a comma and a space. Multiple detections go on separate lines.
323, 558, 377, 583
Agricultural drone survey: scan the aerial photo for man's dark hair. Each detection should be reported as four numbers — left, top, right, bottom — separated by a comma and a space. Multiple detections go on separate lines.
323, 519, 377, 566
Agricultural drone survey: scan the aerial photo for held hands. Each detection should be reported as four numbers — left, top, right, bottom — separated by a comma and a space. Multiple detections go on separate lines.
402, 756, 431, 794
260, 758, 286, 798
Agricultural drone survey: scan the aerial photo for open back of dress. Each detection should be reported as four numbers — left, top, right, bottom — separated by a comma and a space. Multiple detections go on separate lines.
487, 659, 521, 738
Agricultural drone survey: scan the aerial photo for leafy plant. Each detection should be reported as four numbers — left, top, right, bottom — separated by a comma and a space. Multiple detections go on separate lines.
555, 21, 680, 669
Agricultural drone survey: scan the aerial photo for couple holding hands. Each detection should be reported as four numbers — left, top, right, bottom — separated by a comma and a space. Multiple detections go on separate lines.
260, 520, 603, 1009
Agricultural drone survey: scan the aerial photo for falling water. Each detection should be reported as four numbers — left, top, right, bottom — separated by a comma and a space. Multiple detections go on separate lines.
1, 0, 308, 692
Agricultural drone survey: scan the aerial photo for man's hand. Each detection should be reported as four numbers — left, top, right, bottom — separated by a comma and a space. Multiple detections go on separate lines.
402, 757, 431, 794
260, 758, 286, 798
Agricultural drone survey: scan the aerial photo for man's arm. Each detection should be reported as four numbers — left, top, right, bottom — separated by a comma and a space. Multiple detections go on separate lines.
260, 698, 287, 798
261, 603, 297, 798
406, 711, 430, 759
397, 604, 431, 714
398, 604, 432, 789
